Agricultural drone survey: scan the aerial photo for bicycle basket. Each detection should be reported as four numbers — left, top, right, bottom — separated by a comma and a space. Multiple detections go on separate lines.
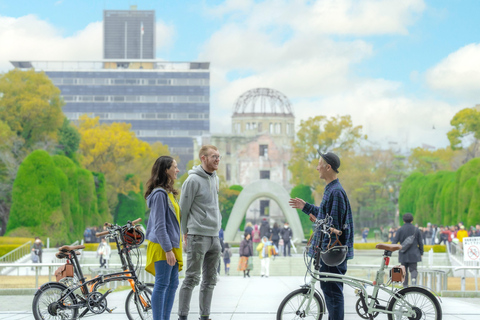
321, 245, 348, 267
122, 226, 145, 248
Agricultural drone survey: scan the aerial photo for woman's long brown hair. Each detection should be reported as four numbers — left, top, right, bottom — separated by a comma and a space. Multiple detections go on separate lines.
144, 156, 178, 199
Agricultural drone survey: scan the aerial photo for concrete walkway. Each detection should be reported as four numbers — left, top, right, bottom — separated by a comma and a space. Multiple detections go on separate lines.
2, 275, 480, 319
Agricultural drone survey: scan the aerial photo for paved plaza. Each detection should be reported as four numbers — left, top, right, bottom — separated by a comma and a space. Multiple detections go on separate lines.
1, 275, 480, 320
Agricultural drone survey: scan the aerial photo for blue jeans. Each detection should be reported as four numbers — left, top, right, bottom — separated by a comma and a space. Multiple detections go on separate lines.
152, 260, 179, 320
320, 259, 347, 320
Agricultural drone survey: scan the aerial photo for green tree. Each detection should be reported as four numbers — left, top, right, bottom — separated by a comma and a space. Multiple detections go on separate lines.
448, 107, 480, 161
408, 146, 456, 174
0, 69, 64, 148
289, 115, 366, 195
57, 118, 81, 160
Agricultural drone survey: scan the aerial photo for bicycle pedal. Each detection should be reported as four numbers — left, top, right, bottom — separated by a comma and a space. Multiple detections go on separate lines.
107, 307, 117, 313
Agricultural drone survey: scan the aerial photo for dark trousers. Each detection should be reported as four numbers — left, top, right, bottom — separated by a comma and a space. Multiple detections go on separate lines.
320, 259, 347, 320
402, 262, 418, 287
283, 241, 291, 256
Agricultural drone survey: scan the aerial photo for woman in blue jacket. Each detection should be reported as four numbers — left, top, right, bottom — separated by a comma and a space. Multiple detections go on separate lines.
145, 156, 182, 320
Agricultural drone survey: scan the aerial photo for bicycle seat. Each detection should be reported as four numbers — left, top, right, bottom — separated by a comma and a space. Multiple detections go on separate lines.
59, 245, 86, 252
56, 251, 81, 259
376, 243, 402, 252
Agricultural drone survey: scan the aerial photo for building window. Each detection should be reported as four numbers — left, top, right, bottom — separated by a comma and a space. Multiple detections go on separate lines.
226, 142, 231, 155
258, 122, 263, 132
286, 123, 292, 135
260, 200, 270, 216
234, 123, 241, 133
226, 164, 231, 181
259, 145, 268, 157
269, 123, 274, 134
260, 170, 270, 180
275, 123, 281, 134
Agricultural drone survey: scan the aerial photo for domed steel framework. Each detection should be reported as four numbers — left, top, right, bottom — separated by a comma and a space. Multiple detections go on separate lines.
233, 88, 293, 115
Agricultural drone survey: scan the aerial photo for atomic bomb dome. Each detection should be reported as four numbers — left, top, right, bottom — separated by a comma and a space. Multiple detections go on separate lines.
232, 88, 295, 136
233, 88, 294, 115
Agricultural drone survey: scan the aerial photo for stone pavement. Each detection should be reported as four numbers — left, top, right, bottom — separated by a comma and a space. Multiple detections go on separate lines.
1, 275, 480, 320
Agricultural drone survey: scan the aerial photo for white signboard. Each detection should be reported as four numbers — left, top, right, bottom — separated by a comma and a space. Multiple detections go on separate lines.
463, 237, 480, 262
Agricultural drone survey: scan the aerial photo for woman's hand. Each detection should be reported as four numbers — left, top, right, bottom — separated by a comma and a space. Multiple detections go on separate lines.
289, 198, 306, 210
166, 250, 176, 266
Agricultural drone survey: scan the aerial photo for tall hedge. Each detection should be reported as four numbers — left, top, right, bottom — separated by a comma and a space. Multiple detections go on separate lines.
114, 176, 146, 226
6, 150, 110, 245
399, 158, 480, 227
6, 150, 69, 244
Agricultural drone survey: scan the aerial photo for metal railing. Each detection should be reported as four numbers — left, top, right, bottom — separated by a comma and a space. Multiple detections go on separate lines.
0, 241, 32, 275
0, 241, 32, 264
0, 263, 154, 289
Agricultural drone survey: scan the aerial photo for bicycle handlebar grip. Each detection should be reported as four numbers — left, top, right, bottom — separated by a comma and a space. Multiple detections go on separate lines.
330, 227, 342, 236
104, 222, 113, 227
131, 218, 142, 225
96, 230, 109, 237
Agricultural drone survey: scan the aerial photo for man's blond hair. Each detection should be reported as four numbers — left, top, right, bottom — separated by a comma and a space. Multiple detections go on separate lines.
198, 145, 218, 160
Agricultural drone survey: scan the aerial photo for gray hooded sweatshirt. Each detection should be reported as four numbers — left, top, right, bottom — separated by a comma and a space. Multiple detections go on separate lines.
180, 165, 221, 237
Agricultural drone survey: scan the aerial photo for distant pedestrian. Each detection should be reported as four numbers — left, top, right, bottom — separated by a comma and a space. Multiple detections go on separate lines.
244, 222, 253, 239
362, 228, 369, 243
97, 238, 110, 268
32, 237, 43, 263
280, 222, 293, 257
223, 243, 232, 275
256, 236, 273, 277
271, 222, 281, 249
238, 233, 253, 278
260, 218, 271, 239
252, 224, 261, 244
393, 213, 423, 287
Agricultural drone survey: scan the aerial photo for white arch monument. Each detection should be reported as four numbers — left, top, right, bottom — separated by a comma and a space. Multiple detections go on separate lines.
224, 179, 306, 243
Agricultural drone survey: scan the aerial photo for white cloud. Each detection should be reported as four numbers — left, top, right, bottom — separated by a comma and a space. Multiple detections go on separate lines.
294, 80, 462, 150
207, 0, 425, 35
425, 43, 480, 100
0, 15, 102, 72
0, 15, 175, 72
201, 0, 429, 144
155, 20, 175, 53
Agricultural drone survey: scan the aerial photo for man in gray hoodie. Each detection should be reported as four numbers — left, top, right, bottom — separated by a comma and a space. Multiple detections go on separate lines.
178, 145, 222, 320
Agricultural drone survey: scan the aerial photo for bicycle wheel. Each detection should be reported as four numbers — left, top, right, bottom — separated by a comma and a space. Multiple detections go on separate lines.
387, 286, 442, 320
277, 288, 325, 320
32, 282, 78, 320
125, 283, 153, 320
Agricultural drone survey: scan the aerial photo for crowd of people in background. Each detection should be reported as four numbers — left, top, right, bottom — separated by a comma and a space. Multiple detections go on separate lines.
378, 222, 480, 249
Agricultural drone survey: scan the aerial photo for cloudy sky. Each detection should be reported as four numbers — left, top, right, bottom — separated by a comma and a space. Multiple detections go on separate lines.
1, 0, 479, 151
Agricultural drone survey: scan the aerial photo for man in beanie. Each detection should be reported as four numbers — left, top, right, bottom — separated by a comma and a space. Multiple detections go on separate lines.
289, 151, 354, 320
393, 213, 423, 287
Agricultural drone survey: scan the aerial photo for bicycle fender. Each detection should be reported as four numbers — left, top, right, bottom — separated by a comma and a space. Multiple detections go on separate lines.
410, 285, 442, 303
35, 282, 69, 296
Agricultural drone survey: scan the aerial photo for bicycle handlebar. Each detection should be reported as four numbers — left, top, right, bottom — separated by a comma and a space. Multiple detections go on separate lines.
96, 230, 109, 237
104, 222, 113, 228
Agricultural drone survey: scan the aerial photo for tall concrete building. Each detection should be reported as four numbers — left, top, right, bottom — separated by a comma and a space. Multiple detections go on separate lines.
104, 7, 155, 59
10, 7, 210, 171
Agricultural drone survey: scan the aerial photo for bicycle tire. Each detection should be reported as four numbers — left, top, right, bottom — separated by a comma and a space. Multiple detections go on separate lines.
387, 286, 442, 320
32, 282, 79, 320
125, 283, 154, 320
277, 287, 325, 320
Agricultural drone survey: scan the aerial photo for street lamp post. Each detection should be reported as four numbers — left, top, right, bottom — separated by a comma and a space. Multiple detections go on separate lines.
249, 208, 260, 225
